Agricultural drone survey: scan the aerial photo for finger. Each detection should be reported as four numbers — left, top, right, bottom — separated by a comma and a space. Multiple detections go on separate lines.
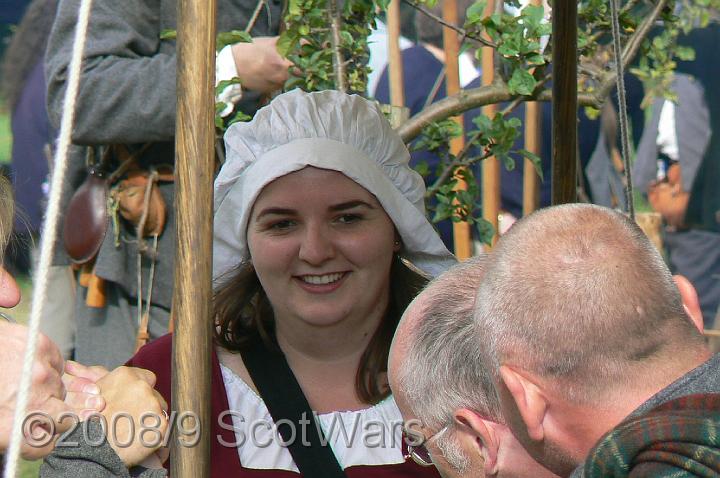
31, 360, 66, 403
64, 391, 105, 413
43, 396, 76, 434
37, 333, 65, 374
64, 360, 109, 382
63, 373, 101, 395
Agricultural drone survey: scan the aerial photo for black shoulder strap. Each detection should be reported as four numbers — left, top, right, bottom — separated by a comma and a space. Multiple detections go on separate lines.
240, 339, 348, 478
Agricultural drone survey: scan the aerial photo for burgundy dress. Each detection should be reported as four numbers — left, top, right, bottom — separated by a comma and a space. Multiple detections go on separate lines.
128, 334, 440, 478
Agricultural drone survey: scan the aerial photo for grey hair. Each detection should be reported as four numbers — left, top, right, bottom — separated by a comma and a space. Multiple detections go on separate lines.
397, 255, 503, 431
436, 428, 470, 473
474, 203, 706, 404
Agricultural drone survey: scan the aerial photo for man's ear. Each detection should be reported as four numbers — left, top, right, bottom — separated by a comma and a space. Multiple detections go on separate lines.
674, 275, 704, 333
453, 408, 501, 475
499, 365, 548, 442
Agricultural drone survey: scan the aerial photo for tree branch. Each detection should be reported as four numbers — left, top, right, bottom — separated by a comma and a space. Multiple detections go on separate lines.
398, 0, 667, 143
597, 0, 668, 99
425, 150, 493, 198
328, 0, 347, 92
244, 0, 266, 33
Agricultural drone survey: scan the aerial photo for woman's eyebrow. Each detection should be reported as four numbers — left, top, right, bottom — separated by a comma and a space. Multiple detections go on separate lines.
254, 207, 296, 220
329, 200, 375, 211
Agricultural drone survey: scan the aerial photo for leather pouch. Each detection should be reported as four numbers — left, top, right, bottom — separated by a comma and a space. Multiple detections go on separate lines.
63, 172, 109, 264
112, 165, 173, 237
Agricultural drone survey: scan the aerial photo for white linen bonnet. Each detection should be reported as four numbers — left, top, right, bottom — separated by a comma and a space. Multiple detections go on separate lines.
213, 89, 456, 281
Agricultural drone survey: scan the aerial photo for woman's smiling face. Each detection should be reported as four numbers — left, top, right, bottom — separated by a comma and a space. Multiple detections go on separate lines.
247, 167, 399, 331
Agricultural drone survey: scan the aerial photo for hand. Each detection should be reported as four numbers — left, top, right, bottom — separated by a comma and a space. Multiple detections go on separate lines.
62, 361, 109, 419
231, 36, 293, 94
648, 180, 689, 228
0, 322, 71, 459
96, 366, 169, 467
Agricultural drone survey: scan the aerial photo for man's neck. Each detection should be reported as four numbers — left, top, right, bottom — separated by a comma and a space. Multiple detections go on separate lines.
558, 349, 713, 469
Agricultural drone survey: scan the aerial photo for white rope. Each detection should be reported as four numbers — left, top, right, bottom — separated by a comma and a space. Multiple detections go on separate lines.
3, 0, 95, 475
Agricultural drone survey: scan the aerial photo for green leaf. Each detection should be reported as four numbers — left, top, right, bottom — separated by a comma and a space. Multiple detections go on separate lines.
216, 30, 253, 51
583, 106, 601, 121
227, 111, 252, 126
475, 218, 495, 246
160, 29, 177, 40
288, 0, 302, 17
517, 149, 543, 181
414, 161, 430, 178
499, 154, 516, 172
525, 53, 545, 66
340, 30, 354, 45
472, 114, 493, 134
508, 68, 536, 95
215, 77, 242, 95
522, 5, 544, 27
277, 32, 300, 57
675, 45, 695, 61
466, 0, 487, 26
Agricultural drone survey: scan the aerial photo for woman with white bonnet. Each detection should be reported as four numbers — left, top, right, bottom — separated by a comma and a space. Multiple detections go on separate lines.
127, 89, 456, 476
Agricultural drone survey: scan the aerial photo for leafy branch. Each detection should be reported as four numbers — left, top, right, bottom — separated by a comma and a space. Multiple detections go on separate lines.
398, 0, 669, 143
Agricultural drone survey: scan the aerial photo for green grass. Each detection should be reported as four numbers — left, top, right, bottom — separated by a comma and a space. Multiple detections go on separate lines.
19, 459, 41, 478
0, 107, 11, 165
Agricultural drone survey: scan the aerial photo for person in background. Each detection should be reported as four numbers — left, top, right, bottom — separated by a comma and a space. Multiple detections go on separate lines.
634, 24, 720, 328
389, 255, 559, 478
0, 0, 76, 358
45, 0, 292, 368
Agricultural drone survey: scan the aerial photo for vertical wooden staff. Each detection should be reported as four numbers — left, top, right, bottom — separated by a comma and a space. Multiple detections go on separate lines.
481, 0, 500, 246
523, 101, 541, 215
442, 0, 472, 258
522, 0, 543, 216
172, 0, 215, 476
387, 0, 405, 107
551, 0, 577, 204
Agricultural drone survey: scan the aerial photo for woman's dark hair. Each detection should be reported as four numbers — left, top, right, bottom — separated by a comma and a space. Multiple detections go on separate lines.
214, 254, 428, 404
1, 0, 58, 110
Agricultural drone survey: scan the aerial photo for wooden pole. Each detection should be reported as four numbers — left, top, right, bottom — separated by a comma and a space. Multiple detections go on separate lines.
551, 0, 578, 204
481, 0, 500, 246
523, 101, 541, 215
442, 0, 472, 259
171, 0, 215, 476
522, 0, 543, 216
387, 0, 405, 107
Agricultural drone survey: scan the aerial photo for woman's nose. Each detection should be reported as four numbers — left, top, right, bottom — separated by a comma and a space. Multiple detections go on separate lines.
298, 224, 335, 265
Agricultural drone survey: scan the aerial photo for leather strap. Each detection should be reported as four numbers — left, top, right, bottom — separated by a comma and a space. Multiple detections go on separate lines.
240, 339, 347, 478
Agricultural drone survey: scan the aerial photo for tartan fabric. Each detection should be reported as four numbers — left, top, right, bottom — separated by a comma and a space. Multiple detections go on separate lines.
581, 394, 720, 477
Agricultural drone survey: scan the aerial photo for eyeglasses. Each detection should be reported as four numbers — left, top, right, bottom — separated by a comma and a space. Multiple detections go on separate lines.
404, 425, 449, 467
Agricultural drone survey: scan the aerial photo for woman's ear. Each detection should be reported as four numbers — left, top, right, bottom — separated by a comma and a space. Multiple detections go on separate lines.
393, 233, 402, 252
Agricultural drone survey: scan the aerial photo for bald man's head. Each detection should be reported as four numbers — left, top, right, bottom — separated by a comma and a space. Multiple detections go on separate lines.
474, 203, 707, 403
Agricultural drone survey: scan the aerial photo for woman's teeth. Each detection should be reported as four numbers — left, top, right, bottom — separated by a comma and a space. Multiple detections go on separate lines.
300, 273, 344, 285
